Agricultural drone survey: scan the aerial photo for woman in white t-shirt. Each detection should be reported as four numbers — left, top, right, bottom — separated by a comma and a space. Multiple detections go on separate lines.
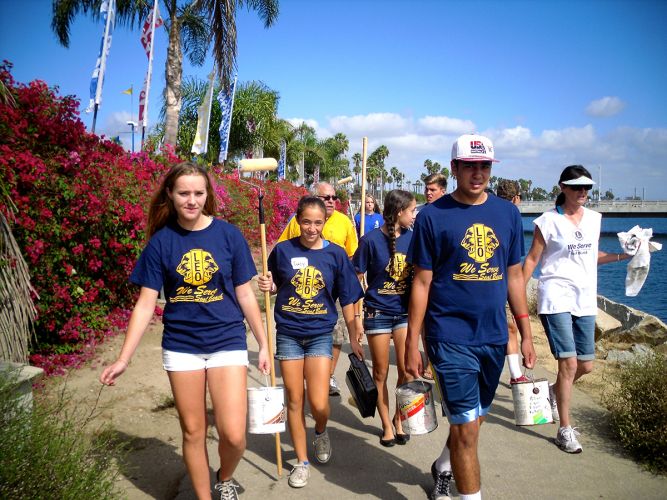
523, 165, 631, 455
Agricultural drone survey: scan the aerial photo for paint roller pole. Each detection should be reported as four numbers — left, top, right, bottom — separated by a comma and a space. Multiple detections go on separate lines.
239, 158, 282, 477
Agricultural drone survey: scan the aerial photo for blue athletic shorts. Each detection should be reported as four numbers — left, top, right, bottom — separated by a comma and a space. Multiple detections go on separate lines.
363, 307, 408, 335
275, 332, 333, 361
539, 312, 596, 361
428, 341, 505, 425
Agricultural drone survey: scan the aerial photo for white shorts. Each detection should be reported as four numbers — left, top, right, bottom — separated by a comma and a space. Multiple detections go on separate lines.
162, 349, 249, 372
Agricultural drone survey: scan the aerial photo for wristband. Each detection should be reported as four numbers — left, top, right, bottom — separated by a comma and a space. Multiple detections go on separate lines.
514, 313, 529, 320
354, 314, 361, 318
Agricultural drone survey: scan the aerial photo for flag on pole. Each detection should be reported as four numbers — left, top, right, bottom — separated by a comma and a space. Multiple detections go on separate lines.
278, 139, 286, 180
217, 76, 237, 162
122, 86, 133, 95
140, 4, 163, 58
191, 70, 216, 155
313, 165, 320, 185
85, 0, 116, 113
138, 0, 161, 128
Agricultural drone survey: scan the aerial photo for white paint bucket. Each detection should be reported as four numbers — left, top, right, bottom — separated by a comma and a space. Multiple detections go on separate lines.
511, 378, 553, 426
396, 381, 438, 435
247, 386, 286, 434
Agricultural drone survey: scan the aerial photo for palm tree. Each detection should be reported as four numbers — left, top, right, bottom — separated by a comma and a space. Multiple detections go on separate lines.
351, 152, 362, 185
51, 0, 279, 146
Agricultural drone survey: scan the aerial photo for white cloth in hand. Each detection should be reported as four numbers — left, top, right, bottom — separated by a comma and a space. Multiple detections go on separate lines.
617, 225, 662, 297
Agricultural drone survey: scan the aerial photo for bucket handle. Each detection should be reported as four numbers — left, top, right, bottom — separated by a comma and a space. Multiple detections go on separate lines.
263, 373, 272, 401
523, 370, 543, 395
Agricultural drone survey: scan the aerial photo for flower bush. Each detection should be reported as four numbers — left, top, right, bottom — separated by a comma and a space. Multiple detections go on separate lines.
0, 62, 307, 375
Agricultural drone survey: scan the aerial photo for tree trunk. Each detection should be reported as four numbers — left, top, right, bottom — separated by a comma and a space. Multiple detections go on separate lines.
163, 13, 182, 146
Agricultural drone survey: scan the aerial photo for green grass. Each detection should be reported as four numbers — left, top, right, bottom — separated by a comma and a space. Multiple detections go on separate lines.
603, 352, 667, 474
0, 370, 124, 499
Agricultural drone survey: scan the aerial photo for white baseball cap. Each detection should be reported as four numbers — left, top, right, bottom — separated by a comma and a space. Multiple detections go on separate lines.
561, 176, 596, 186
451, 134, 499, 162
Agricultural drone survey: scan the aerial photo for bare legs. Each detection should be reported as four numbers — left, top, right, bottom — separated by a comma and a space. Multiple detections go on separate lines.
367, 328, 410, 439
281, 357, 331, 463
168, 366, 247, 500
554, 357, 593, 427
449, 416, 486, 495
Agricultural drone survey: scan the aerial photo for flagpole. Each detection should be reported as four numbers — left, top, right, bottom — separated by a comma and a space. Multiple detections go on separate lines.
141, 0, 159, 150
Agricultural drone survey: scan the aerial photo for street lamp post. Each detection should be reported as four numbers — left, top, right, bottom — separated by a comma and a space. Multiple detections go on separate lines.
127, 121, 137, 153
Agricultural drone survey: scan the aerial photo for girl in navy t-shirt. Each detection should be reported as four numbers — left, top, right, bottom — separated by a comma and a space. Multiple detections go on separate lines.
100, 162, 269, 499
353, 189, 416, 447
258, 196, 363, 489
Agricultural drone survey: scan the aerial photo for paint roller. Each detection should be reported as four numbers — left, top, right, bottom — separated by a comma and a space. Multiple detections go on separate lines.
239, 158, 278, 173
237, 157, 283, 477
336, 176, 353, 186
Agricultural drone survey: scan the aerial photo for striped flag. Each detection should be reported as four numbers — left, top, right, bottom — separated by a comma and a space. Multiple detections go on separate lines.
85, 0, 116, 113
138, 0, 161, 128
191, 70, 216, 155
216, 76, 237, 163
140, 4, 163, 58
313, 165, 320, 185
278, 139, 286, 180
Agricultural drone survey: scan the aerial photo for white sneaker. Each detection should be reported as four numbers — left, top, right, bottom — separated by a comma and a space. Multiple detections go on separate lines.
329, 375, 340, 396
288, 463, 310, 488
555, 425, 583, 453
549, 383, 560, 421
313, 429, 332, 463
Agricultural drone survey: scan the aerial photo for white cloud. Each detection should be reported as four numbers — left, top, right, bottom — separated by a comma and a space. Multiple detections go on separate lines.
328, 113, 409, 136
585, 96, 626, 117
287, 111, 667, 198
417, 116, 475, 135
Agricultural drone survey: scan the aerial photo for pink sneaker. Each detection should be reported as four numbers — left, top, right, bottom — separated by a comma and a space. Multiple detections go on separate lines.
510, 374, 530, 384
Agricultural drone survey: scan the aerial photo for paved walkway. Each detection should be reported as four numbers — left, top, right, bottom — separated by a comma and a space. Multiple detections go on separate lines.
166, 335, 665, 499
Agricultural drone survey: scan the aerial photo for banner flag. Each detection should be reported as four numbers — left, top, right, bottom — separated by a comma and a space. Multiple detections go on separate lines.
278, 139, 286, 180
140, 3, 163, 58
191, 70, 216, 155
122, 86, 132, 95
313, 165, 320, 185
138, 0, 161, 128
85, 0, 116, 113
216, 76, 237, 163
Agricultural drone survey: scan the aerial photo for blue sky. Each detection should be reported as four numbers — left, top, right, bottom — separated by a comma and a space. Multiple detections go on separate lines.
2, 0, 666, 199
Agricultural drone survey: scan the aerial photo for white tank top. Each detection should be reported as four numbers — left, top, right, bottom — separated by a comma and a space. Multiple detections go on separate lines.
534, 207, 601, 316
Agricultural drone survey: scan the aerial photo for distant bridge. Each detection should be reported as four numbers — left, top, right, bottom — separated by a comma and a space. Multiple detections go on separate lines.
519, 200, 667, 217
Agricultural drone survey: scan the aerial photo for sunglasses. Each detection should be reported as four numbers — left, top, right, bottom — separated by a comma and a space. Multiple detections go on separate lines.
318, 195, 338, 201
566, 185, 592, 191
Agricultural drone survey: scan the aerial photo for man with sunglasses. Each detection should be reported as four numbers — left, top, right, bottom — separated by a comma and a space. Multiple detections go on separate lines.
406, 134, 535, 500
278, 182, 358, 396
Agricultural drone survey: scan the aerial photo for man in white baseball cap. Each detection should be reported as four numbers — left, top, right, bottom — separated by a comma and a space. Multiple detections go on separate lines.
406, 134, 536, 500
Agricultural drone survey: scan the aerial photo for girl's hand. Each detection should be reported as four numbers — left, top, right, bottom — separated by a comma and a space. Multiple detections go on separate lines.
99, 359, 129, 386
257, 345, 271, 375
351, 338, 364, 361
257, 272, 274, 293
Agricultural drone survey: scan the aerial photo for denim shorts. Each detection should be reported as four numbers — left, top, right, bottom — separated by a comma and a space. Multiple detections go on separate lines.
540, 312, 596, 361
363, 308, 408, 335
428, 341, 505, 425
162, 349, 248, 371
275, 333, 333, 360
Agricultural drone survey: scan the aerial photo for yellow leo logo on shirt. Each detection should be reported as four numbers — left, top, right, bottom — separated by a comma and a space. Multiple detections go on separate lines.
461, 223, 499, 263
385, 253, 410, 281
291, 265, 325, 299
176, 249, 219, 285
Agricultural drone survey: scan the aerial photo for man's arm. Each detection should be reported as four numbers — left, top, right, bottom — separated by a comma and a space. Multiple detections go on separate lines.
405, 265, 432, 378
507, 263, 536, 369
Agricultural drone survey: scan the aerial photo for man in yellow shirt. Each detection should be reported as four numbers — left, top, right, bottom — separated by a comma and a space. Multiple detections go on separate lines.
278, 182, 358, 395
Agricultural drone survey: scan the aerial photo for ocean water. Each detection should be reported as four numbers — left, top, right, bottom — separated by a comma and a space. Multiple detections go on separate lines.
522, 216, 667, 323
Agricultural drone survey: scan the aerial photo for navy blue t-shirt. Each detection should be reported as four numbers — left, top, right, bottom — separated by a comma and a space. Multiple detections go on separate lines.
353, 228, 413, 315
407, 194, 523, 346
130, 218, 257, 354
268, 238, 364, 338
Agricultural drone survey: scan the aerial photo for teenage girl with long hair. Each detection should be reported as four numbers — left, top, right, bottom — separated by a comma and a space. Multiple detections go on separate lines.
257, 196, 363, 489
353, 189, 417, 446
100, 162, 269, 500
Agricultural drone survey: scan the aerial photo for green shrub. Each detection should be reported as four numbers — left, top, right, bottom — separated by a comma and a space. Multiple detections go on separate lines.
604, 352, 667, 474
0, 370, 123, 499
